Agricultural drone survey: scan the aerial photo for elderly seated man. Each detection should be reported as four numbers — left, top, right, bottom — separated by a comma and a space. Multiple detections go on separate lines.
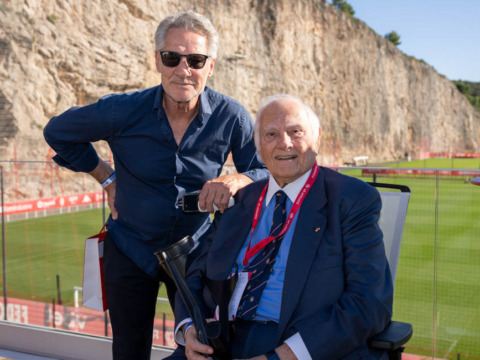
169, 94, 393, 360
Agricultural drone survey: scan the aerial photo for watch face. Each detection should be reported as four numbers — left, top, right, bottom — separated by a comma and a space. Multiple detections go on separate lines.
182, 192, 200, 213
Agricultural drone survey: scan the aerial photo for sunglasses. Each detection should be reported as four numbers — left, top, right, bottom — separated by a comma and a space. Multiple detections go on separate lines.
159, 51, 210, 69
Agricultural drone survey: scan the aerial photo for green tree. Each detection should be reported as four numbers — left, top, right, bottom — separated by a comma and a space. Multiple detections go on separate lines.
454, 80, 480, 110
384, 31, 401, 46
455, 81, 470, 95
332, 0, 355, 16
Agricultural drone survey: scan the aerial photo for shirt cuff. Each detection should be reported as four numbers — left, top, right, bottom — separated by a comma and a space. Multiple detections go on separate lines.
241, 168, 269, 182
52, 151, 99, 173
174, 318, 192, 346
284, 333, 312, 360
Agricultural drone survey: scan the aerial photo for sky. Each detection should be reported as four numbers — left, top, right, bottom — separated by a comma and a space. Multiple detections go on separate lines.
333, 0, 480, 82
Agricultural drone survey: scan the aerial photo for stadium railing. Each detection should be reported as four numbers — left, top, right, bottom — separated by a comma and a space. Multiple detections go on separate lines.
1, 160, 480, 359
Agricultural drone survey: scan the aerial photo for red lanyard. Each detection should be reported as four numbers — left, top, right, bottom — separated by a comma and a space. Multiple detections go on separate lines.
242, 163, 319, 266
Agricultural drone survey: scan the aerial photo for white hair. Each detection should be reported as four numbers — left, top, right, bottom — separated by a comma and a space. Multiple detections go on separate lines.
154, 10, 219, 58
254, 94, 321, 150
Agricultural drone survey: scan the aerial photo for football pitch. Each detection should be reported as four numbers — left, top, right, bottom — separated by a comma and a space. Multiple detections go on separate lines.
1, 159, 479, 358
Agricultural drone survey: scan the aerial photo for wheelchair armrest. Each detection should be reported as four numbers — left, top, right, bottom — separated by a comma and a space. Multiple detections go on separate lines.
368, 321, 413, 350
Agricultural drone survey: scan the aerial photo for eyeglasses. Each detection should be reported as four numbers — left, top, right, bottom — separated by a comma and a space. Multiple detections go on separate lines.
159, 51, 210, 69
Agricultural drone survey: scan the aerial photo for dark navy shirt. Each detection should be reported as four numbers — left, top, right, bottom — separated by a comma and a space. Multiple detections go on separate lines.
44, 85, 268, 276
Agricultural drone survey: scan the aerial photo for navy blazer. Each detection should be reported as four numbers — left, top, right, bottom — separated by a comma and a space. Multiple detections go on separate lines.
174, 166, 393, 359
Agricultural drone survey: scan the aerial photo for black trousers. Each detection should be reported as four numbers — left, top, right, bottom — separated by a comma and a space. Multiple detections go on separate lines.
103, 232, 176, 360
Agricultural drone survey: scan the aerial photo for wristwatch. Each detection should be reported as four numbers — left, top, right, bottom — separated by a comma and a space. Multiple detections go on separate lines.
265, 350, 280, 360
101, 171, 116, 188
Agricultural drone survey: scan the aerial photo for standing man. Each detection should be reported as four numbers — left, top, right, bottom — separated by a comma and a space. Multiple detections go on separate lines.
172, 94, 393, 359
44, 11, 267, 360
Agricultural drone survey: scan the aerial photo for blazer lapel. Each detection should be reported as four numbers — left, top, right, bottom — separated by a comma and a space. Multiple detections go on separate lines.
277, 171, 328, 336
206, 182, 266, 281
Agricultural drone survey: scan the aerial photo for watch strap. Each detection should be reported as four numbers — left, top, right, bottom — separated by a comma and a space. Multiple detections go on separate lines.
265, 350, 280, 360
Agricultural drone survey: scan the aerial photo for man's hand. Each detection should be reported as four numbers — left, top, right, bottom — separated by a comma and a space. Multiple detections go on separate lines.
198, 174, 252, 213
88, 159, 118, 220
185, 326, 214, 360
104, 181, 118, 220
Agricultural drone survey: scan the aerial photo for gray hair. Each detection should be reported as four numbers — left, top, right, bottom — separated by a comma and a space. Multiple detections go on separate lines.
254, 94, 321, 150
154, 10, 219, 58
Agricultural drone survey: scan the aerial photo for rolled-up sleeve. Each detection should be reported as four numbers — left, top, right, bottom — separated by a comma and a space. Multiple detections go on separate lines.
43, 96, 115, 172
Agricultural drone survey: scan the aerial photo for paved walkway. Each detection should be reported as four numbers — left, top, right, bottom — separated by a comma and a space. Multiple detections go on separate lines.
0, 349, 57, 360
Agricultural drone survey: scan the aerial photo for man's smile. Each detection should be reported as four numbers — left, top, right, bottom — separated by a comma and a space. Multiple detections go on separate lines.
275, 154, 297, 160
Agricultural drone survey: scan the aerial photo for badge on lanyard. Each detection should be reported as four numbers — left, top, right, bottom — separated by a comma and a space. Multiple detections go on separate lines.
226, 272, 250, 321
212, 269, 248, 321
225, 163, 319, 321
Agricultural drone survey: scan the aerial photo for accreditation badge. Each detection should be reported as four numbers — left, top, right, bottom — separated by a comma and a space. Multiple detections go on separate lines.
227, 271, 250, 321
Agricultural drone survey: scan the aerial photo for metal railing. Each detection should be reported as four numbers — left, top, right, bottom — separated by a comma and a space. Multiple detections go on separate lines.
1, 160, 480, 359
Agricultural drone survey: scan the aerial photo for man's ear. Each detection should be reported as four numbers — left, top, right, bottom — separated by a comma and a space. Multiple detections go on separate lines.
154, 51, 162, 73
207, 58, 216, 77
316, 127, 322, 150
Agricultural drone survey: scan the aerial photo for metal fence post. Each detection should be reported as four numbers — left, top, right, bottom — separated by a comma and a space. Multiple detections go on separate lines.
1, 165, 7, 320
102, 190, 106, 225
102, 189, 109, 336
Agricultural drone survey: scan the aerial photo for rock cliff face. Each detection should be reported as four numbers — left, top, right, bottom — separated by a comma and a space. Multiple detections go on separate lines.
1, 0, 479, 166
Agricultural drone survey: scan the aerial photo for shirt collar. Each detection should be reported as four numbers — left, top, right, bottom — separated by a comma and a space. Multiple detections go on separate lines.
199, 87, 213, 118
153, 85, 162, 111
265, 167, 314, 205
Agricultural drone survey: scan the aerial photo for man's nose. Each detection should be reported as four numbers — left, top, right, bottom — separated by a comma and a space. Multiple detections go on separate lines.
175, 57, 192, 75
278, 133, 293, 148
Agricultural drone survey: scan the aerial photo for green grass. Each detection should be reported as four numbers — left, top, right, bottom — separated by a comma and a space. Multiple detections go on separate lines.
380, 157, 480, 170
4, 209, 104, 303
2, 158, 480, 358
341, 159, 480, 359
395, 177, 479, 358
2, 209, 171, 313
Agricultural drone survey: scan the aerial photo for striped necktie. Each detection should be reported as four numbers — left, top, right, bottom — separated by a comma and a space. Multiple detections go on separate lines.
237, 190, 287, 320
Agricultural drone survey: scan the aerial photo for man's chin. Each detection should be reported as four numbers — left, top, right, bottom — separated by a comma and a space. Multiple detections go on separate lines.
169, 92, 199, 104
273, 161, 299, 172
272, 168, 300, 183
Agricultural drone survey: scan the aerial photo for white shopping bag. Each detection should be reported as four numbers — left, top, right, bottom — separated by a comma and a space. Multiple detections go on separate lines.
82, 225, 108, 311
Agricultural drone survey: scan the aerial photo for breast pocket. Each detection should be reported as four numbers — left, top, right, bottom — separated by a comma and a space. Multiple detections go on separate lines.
204, 140, 229, 161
